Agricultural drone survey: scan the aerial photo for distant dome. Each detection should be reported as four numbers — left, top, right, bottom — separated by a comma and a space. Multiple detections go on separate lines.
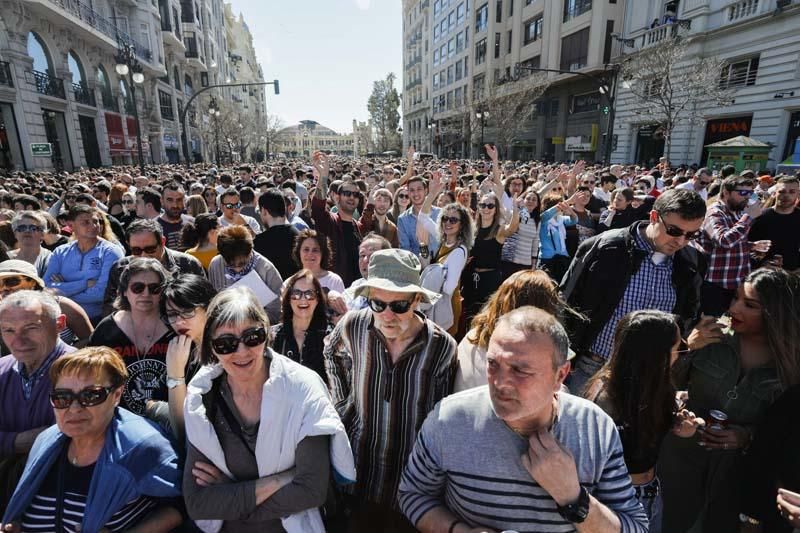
279, 120, 340, 136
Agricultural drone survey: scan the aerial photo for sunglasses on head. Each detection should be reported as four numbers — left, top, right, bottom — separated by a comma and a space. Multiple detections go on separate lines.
129, 282, 163, 295
290, 288, 317, 301
14, 224, 43, 233
50, 385, 117, 409
478, 202, 496, 209
211, 326, 268, 355
130, 244, 160, 255
223, 202, 242, 209
368, 297, 414, 314
441, 215, 461, 225
339, 190, 357, 198
658, 214, 701, 240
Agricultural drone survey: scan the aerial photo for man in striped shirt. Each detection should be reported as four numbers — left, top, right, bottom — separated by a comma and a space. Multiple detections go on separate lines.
324, 249, 458, 532
398, 307, 648, 533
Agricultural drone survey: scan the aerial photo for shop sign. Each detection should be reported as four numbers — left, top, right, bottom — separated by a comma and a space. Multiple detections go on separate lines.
31, 143, 52, 156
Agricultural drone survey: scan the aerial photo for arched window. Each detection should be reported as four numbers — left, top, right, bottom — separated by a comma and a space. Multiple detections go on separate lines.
27, 32, 52, 75
184, 74, 193, 96
173, 66, 180, 90
96, 65, 114, 110
68, 50, 86, 86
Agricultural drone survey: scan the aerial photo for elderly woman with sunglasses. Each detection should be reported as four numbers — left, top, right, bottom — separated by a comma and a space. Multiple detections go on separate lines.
183, 287, 355, 532
88, 258, 174, 428
1, 346, 183, 533
8, 211, 51, 278
270, 269, 333, 382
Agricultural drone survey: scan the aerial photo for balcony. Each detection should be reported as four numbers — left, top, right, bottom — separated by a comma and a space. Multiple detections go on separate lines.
407, 55, 423, 68
32, 70, 66, 99
0, 61, 12, 88
640, 21, 690, 49
72, 82, 96, 106
726, 0, 764, 23
184, 37, 207, 70
162, 26, 185, 50
563, 0, 592, 22
160, 103, 175, 121
28, 0, 153, 63
405, 78, 422, 90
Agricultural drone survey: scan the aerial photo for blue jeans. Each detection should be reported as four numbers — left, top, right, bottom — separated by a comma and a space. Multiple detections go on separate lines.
565, 355, 605, 396
633, 476, 663, 533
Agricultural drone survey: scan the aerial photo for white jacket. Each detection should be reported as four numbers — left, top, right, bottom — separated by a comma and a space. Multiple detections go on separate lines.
184, 349, 356, 533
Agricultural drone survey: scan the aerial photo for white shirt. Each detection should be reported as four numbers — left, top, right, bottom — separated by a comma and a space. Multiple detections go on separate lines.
218, 213, 261, 234
675, 180, 708, 201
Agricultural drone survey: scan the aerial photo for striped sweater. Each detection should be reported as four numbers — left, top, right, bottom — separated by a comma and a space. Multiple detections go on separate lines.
398, 387, 649, 532
323, 308, 458, 508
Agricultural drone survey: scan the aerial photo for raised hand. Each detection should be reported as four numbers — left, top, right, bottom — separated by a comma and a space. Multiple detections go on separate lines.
484, 144, 498, 162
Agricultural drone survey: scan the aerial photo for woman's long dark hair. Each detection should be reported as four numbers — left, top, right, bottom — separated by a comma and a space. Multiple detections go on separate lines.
159, 274, 217, 329
585, 310, 679, 452
280, 269, 328, 330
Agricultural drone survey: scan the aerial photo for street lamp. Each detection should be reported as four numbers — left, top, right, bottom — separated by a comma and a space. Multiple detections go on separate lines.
115, 42, 145, 175
426, 119, 435, 153
208, 96, 221, 165
476, 108, 489, 151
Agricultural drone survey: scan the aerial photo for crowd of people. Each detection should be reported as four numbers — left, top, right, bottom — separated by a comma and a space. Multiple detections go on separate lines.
0, 147, 799, 533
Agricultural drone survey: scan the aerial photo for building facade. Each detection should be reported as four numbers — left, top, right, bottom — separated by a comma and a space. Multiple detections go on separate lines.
402, 0, 433, 153
0, 0, 265, 172
275, 120, 356, 157
611, 0, 800, 169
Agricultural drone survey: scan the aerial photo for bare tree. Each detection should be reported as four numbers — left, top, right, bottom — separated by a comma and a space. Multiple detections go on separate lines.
261, 112, 285, 160
469, 73, 549, 158
620, 35, 734, 159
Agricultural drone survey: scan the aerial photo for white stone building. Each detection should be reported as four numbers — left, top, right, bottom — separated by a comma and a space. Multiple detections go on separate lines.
275, 120, 356, 157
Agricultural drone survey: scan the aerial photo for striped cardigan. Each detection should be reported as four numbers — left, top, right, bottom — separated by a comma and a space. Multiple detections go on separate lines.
323, 308, 457, 508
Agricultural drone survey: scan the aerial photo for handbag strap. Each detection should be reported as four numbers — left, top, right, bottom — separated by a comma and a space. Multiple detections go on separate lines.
213, 379, 257, 457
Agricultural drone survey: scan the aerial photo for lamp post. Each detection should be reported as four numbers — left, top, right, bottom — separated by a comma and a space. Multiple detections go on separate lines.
115, 42, 145, 175
475, 108, 489, 152
426, 119, 434, 153
511, 63, 620, 163
207, 96, 221, 165
180, 79, 279, 167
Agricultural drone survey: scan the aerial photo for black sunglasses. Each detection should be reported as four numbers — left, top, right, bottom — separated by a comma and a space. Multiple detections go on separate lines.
398, 193, 409, 199
50, 385, 117, 409
130, 244, 160, 255
368, 297, 414, 314
211, 326, 268, 355
223, 202, 242, 209
658, 214, 702, 240
733, 189, 753, 197
129, 282, 163, 295
441, 215, 461, 225
290, 289, 318, 301
478, 202, 496, 209
0, 276, 25, 289
339, 190, 358, 198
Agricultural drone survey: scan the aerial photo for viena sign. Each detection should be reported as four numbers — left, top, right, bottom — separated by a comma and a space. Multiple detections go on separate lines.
31, 143, 52, 157
565, 136, 592, 152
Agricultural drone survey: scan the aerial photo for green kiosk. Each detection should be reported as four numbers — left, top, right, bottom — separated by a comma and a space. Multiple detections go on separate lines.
705, 135, 771, 174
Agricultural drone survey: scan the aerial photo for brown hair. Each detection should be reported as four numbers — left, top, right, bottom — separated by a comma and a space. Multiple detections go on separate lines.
217, 224, 253, 262
280, 269, 328, 328
50, 346, 129, 388
293, 229, 332, 270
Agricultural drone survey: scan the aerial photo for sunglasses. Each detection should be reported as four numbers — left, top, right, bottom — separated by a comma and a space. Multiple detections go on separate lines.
658, 214, 702, 240
129, 282, 163, 295
478, 203, 496, 209
123, 199, 135, 205
700, 180, 712, 186
398, 194, 409, 199
290, 288, 318, 301
0, 276, 29, 289
164, 307, 197, 323
223, 202, 242, 209
441, 215, 461, 225
211, 326, 268, 355
339, 190, 358, 198
368, 297, 414, 314
130, 244, 160, 255
733, 189, 753, 197
50, 385, 117, 409
14, 224, 43, 233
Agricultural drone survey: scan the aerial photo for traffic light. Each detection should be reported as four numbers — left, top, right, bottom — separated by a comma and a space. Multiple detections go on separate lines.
601, 105, 610, 115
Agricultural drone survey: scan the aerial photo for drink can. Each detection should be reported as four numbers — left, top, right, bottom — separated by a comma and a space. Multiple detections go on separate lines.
708, 409, 728, 430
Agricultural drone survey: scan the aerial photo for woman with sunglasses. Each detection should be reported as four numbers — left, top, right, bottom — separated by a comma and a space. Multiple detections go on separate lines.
2, 346, 183, 532
203, 186, 219, 214
500, 188, 541, 279
584, 310, 705, 533
270, 269, 332, 381
8, 211, 51, 277
88, 258, 174, 427
390, 186, 411, 223
182, 287, 355, 531
158, 274, 217, 438
660, 268, 800, 532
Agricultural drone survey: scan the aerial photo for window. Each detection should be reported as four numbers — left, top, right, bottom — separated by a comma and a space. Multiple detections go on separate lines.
456, 31, 465, 52
434, 49, 440, 66
447, 65, 454, 84
449, 11, 456, 30
448, 37, 455, 57
476, 3, 488, 32
434, 25, 440, 41
509, 0, 514, 17
524, 16, 543, 44
159, 89, 174, 120
494, 32, 501, 58
456, 59, 463, 80
719, 56, 759, 89
475, 38, 487, 64
507, 30, 513, 53
518, 55, 541, 77
434, 0, 441, 16
455, 86, 463, 106
464, 56, 469, 76
550, 98, 559, 116
496, 0, 502, 23
457, 2, 465, 25
569, 91, 600, 114
441, 20, 447, 36
564, 0, 592, 22
433, 72, 439, 89
473, 73, 486, 101
446, 91, 453, 109
560, 27, 590, 71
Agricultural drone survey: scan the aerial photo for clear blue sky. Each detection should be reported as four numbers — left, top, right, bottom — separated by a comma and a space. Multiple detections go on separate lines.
229, 0, 403, 134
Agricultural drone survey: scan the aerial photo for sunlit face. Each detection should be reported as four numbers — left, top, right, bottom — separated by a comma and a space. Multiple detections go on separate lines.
13, 217, 44, 247
0, 302, 60, 367
724, 186, 753, 212
396, 188, 411, 209
220, 194, 241, 220
289, 277, 318, 321
457, 189, 471, 206
53, 371, 122, 440
211, 320, 267, 383
204, 190, 217, 207
728, 282, 763, 336
648, 211, 704, 255
164, 300, 207, 342
613, 194, 630, 210
369, 287, 420, 341
358, 241, 382, 279
338, 184, 359, 215
486, 324, 569, 428
373, 194, 391, 216
299, 238, 322, 271
441, 208, 462, 239
408, 181, 427, 207
436, 193, 452, 208
0, 274, 39, 299
775, 182, 799, 210
128, 232, 164, 261
124, 271, 163, 314
162, 189, 185, 220
71, 212, 101, 241
524, 192, 539, 212
508, 178, 525, 196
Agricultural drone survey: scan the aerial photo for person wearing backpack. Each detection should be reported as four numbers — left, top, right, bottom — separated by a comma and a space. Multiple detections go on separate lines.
416, 174, 475, 336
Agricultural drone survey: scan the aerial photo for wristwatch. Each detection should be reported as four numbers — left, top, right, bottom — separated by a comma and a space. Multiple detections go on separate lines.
556, 485, 590, 523
166, 376, 185, 389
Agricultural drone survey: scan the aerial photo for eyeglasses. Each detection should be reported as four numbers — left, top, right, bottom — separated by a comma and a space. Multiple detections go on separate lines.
223, 202, 242, 209
130, 244, 160, 256
290, 288, 318, 301
211, 326, 268, 355
441, 216, 461, 225
0, 276, 28, 289
658, 214, 702, 240
163, 308, 197, 322
398, 194, 409, 199
122, 199, 135, 205
478, 203, 496, 209
14, 224, 43, 233
50, 385, 117, 409
339, 190, 358, 198
128, 282, 163, 295
576, 187, 591, 193
733, 189, 753, 197
368, 297, 414, 314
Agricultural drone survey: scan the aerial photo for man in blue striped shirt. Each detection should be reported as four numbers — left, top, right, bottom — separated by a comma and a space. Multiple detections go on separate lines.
398, 307, 648, 533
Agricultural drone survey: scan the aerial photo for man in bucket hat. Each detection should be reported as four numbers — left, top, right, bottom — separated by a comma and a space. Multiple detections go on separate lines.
324, 248, 458, 532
